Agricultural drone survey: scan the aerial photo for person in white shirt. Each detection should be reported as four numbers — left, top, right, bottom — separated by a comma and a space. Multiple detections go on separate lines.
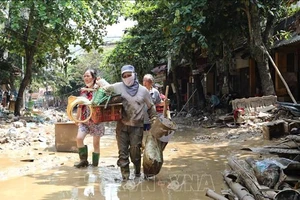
142, 74, 162, 131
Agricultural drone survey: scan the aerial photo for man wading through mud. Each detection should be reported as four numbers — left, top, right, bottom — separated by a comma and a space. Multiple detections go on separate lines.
102, 65, 157, 180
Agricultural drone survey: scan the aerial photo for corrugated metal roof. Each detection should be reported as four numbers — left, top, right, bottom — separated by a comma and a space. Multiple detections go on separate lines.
151, 65, 166, 74
272, 33, 300, 48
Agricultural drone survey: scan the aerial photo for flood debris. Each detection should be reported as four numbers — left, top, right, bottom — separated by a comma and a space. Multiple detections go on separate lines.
1, 97, 300, 199
0, 106, 74, 180
177, 95, 299, 135
0, 106, 70, 147
215, 139, 300, 200
217, 126, 300, 200
223, 170, 255, 200
200, 96, 300, 200
205, 188, 229, 200
242, 133, 300, 159
20, 159, 34, 162
0, 138, 8, 144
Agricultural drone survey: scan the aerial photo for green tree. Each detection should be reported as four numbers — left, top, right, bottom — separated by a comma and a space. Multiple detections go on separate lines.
103, 1, 170, 81
58, 49, 107, 98
159, 0, 207, 108
0, 0, 123, 115
107, 0, 208, 109
202, 0, 288, 95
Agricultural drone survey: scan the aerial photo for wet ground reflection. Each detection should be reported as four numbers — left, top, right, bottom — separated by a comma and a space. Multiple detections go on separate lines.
0, 124, 271, 200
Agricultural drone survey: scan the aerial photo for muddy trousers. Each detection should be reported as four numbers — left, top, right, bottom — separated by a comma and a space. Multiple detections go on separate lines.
116, 122, 143, 179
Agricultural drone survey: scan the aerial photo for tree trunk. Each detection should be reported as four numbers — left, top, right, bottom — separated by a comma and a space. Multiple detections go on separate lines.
246, 3, 276, 96
14, 55, 33, 116
254, 52, 275, 95
193, 73, 205, 109
14, 5, 40, 116
191, 53, 205, 109
9, 72, 16, 92
171, 65, 181, 111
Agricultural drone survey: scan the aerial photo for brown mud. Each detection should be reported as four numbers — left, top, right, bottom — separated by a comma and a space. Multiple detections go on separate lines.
0, 120, 272, 200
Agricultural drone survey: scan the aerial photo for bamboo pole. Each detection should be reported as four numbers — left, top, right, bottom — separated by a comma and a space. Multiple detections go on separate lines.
223, 171, 255, 200
228, 157, 269, 200
265, 50, 297, 103
163, 85, 169, 118
205, 188, 228, 200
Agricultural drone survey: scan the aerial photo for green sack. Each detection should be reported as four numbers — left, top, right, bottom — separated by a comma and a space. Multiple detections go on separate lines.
91, 88, 109, 105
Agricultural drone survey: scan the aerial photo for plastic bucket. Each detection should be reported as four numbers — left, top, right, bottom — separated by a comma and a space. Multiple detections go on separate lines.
274, 189, 300, 200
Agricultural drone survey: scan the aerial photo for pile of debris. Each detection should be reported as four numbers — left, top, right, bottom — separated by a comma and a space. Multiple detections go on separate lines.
201, 96, 300, 199
0, 107, 69, 146
206, 155, 300, 199
205, 131, 300, 199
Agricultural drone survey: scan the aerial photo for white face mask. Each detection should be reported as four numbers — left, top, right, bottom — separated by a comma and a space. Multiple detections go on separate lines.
122, 73, 135, 86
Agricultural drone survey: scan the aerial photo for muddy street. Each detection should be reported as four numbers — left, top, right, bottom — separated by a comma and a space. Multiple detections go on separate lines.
0, 118, 270, 200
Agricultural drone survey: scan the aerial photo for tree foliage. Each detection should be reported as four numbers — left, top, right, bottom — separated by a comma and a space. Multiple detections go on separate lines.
0, 0, 123, 115
202, 0, 288, 95
105, 0, 208, 108
104, 0, 294, 107
103, 1, 171, 81
57, 49, 109, 98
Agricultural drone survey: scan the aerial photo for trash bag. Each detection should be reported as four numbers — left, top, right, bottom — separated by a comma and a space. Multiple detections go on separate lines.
253, 159, 281, 188
143, 134, 163, 178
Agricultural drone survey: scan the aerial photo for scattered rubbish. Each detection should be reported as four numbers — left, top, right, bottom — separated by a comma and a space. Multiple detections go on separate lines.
20, 159, 34, 162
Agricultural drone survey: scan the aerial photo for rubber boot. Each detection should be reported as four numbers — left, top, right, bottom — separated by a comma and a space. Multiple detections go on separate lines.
134, 160, 141, 177
120, 164, 130, 180
92, 152, 100, 167
74, 145, 89, 168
